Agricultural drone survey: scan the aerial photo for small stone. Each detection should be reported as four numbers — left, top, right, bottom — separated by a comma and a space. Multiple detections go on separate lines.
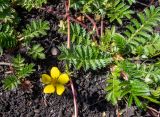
51, 46, 60, 56
76, 80, 80, 84
0, 66, 3, 72
102, 112, 106, 117
34, 109, 40, 113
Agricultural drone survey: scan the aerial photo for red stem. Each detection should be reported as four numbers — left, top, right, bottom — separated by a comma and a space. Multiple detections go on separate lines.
65, 0, 78, 116
150, 0, 154, 5
116, 104, 120, 117
70, 79, 78, 117
70, 17, 88, 30
41, 7, 89, 31
147, 106, 160, 114
40, 7, 98, 38
100, 16, 104, 36
65, 0, 70, 49
84, 14, 99, 37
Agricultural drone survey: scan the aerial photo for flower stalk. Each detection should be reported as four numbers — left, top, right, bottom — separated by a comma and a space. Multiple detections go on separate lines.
100, 16, 104, 36
65, 0, 78, 116
70, 79, 78, 117
65, 0, 70, 49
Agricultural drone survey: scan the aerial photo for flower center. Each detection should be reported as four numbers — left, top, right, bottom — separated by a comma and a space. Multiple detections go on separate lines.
50, 78, 57, 85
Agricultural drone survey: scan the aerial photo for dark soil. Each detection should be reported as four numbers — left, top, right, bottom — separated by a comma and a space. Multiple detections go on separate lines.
0, 0, 159, 117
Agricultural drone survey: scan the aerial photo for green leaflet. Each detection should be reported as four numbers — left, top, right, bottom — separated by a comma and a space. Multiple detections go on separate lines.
0, 32, 17, 48
143, 33, 160, 57
151, 87, 160, 98
127, 0, 136, 5
71, 0, 133, 24
0, 24, 17, 48
22, 19, 49, 43
105, 68, 122, 105
17, 0, 47, 11
16, 63, 35, 79
59, 45, 112, 71
3, 75, 20, 90
3, 55, 35, 90
70, 23, 91, 45
124, 6, 160, 55
105, 60, 160, 108
107, 0, 134, 25
0, 0, 16, 23
28, 44, 45, 60
12, 54, 35, 79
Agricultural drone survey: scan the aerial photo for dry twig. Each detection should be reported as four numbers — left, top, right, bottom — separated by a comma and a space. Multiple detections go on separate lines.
0, 62, 13, 66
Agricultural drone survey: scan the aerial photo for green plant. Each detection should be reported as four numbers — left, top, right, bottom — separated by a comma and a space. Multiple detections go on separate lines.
98, 26, 127, 54
3, 75, 21, 90
71, 0, 133, 24
99, 6, 160, 58
138, 33, 160, 57
103, 9, 160, 106
106, 61, 160, 108
21, 19, 49, 60
0, 0, 49, 60
0, 0, 47, 23
124, 6, 160, 56
58, 4, 160, 110
0, 24, 17, 48
106, 65, 121, 105
104, 6, 160, 108
3, 54, 35, 90
59, 45, 112, 70
1, 19, 49, 59
107, 0, 134, 24
28, 44, 45, 59
59, 22, 91, 45
127, 0, 136, 5
21, 19, 50, 43
151, 87, 160, 98
0, 0, 48, 90
17, 0, 47, 11
0, 0, 17, 23
70, 23, 91, 45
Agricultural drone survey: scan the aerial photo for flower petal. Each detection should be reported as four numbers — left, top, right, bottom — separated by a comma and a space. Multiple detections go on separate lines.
43, 85, 55, 94
56, 84, 65, 95
50, 67, 61, 79
41, 74, 51, 84
58, 73, 70, 84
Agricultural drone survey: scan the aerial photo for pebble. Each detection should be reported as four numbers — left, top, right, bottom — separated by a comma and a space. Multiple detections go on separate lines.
51, 46, 60, 56
34, 109, 40, 113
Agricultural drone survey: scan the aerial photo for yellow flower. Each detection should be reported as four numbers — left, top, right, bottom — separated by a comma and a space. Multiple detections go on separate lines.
41, 67, 70, 95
